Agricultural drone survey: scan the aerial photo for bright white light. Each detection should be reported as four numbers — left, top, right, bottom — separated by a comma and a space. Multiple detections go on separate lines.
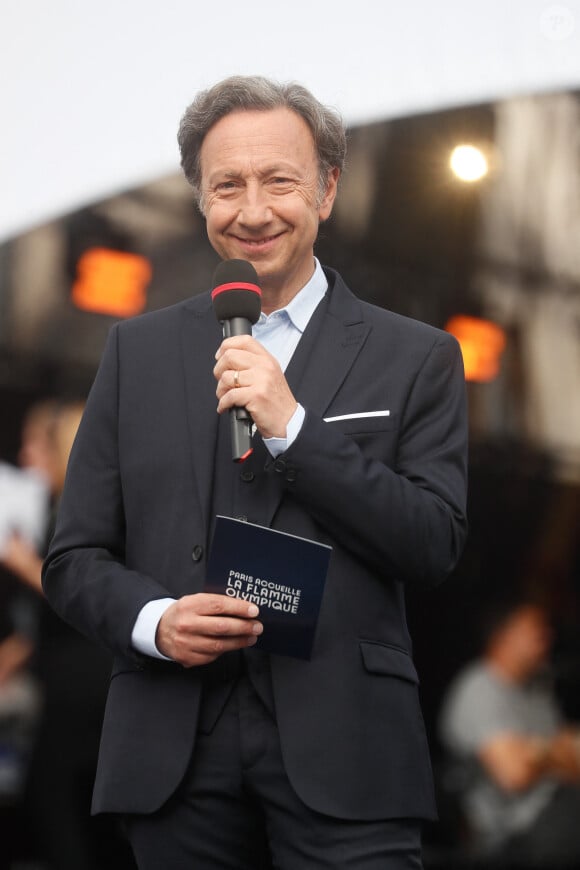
450, 144, 489, 182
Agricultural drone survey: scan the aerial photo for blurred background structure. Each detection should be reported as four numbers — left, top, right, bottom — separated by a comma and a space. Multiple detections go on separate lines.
1, 1, 580, 867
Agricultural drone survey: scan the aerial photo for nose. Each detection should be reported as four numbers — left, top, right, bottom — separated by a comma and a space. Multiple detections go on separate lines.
237, 181, 272, 227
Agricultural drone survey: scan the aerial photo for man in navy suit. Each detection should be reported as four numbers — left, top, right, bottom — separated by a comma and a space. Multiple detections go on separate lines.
43, 76, 468, 869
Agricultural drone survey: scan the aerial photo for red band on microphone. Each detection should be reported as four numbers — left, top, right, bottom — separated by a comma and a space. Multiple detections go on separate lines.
211, 282, 262, 299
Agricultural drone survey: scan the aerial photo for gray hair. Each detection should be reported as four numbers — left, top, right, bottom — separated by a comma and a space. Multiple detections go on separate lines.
177, 75, 346, 211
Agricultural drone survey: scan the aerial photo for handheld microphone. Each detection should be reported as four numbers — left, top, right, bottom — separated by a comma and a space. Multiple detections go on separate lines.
211, 259, 262, 462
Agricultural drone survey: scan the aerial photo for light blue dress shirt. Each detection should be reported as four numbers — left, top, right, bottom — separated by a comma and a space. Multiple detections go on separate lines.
132, 259, 328, 659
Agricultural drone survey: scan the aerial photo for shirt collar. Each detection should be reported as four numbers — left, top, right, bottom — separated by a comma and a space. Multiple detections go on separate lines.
258, 258, 328, 333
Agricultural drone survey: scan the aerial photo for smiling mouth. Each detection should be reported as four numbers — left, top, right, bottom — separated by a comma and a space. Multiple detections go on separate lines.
235, 233, 283, 246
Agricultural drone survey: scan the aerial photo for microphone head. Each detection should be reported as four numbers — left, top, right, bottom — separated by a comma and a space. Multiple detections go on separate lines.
211, 259, 262, 324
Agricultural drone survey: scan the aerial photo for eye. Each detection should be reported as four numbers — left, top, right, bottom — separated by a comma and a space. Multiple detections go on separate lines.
215, 180, 238, 191
269, 177, 294, 191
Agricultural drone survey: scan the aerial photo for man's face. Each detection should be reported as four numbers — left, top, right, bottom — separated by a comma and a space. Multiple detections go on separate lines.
19, 419, 57, 486
505, 606, 552, 677
200, 107, 339, 308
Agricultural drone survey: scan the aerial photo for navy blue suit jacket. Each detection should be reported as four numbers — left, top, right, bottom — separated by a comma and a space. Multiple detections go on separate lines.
43, 267, 468, 820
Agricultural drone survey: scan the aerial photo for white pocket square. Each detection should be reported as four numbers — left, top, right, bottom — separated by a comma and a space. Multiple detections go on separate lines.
323, 410, 391, 423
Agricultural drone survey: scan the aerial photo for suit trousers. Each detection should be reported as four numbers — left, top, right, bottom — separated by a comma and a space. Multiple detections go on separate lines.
123, 670, 424, 870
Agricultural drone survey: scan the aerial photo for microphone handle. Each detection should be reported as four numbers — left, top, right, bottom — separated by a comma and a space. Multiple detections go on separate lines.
223, 317, 252, 339
223, 317, 254, 462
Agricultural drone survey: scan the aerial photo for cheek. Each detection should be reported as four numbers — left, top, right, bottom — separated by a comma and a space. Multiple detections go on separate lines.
281, 197, 320, 232
206, 202, 234, 232
205, 215, 231, 257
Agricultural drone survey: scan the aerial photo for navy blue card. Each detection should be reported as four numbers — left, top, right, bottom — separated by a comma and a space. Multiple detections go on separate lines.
205, 516, 331, 660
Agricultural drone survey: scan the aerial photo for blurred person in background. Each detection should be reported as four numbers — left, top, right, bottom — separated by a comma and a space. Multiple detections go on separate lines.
0, 572, 39, 869
0, 541, 39, 829
0, 403, 54, 847
0, 400, 134, 870
1, 401, 70, 595
439, 597, 580, 869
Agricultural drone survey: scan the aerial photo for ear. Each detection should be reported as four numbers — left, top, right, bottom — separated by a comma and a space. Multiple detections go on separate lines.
318, 167, 340, 222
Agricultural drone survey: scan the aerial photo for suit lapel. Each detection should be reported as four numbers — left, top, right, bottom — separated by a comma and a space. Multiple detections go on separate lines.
258, 270, 372, 529
290, 270, 372, 419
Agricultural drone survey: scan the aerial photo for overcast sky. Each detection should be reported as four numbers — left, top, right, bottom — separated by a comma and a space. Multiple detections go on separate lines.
2, 0, 580, 240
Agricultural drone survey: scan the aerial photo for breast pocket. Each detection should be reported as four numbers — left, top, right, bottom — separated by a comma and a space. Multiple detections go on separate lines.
324, 413, 399, 464
323, 412, 398, 436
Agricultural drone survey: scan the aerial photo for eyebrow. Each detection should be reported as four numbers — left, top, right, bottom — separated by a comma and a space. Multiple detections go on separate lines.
208, 163, 299, 184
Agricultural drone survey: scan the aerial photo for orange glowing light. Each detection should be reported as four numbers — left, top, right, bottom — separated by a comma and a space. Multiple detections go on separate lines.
71, 247, 151, 317
445, 315, 506, 382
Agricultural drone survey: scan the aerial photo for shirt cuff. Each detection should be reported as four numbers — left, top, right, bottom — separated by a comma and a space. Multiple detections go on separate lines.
263, 403, 305, 457
131, 598, 176, 660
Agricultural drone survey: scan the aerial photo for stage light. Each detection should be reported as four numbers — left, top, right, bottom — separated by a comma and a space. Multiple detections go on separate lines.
449, 144, 489, 182
71, 247, 151, 317
445, 314, 506, 382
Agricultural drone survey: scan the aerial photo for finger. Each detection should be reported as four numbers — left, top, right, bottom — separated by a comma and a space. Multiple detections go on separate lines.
172, 633, 261, 668
213, 348, 255, 381
179, 636, 258, 668
217, 384, 251, 414
193, 614, 263, 638
219, 368, 246, 394
168, 608, 263, 643
184, 593, 260, 619
189, 630, 262, 657
215, 340, 273, 375
215, 334, 260, 359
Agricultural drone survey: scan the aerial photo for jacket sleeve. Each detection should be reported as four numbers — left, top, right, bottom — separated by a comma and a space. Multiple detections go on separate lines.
42, 325, 173, 661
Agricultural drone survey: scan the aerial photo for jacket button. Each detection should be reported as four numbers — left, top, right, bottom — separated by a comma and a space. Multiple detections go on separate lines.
191, 545, 204, 562
273, 458, 286, 473
285, 468, 297, 483
240, 470, 255, 482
